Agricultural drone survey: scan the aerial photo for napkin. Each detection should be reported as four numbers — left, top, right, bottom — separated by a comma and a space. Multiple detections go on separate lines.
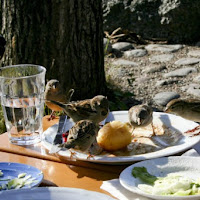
100, 148, 200, 200
101, 179, 150, 200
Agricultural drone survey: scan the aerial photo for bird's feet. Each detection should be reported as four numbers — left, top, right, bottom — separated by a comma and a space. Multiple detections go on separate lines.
47, 111, 56, 121
87, 153, 95, 160
151, 123, 156, 137
69, 150, 77, 160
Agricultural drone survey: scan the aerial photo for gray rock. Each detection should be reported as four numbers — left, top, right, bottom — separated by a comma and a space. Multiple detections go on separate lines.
194, 75, 200, 83
174, 58, 200, 66
106, 66, 134, 91
149, 54, 174, 63
112, 42, 134, 51
135, 76, 150, 84
163, 67, 197, 78
187, 50, 200, 57
155, 79, 178, 87
153, 92, 180, 106
107, 66, 127, 77
142, 65, 166, 73
181, 83, 199, 92
124, 49, 147, 58
112, 59, 138, 67
104, 38, 112, 54
145, 44, 183, 53
185, 84, 200, 98
155, 80, 167, 87
103, 0, 200, 43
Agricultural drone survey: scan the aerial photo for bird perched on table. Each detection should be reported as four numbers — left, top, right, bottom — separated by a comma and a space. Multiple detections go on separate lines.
128, 104, 153, 130
59, 120, 99, 158
46, 95, 109, 124
44, 79, 74, 120
164, 98, 200, 122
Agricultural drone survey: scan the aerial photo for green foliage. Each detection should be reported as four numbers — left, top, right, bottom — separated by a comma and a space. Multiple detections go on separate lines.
107, 89, 133, 111
44, 104, 51, 116
104, 38, 111, 55
44, 104, 63, 117
0, 106, 6, 134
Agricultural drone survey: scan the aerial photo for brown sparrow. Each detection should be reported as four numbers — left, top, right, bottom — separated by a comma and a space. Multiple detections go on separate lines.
164, 98, 200, 122
128, 104, 153, 129
44, 79, 74, 120
59, 120, 99, 157
46, 95, 109, 124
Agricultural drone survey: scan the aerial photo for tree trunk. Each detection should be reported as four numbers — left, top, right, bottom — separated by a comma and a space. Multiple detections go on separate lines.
1, 0, 106, 100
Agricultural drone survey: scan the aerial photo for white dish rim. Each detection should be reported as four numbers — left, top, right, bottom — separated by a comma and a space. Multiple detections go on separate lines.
41, 111, 200, 164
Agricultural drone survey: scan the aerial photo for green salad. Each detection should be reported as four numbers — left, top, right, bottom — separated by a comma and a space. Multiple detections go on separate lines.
132, 167, 200, 196
0, 171, 36, 190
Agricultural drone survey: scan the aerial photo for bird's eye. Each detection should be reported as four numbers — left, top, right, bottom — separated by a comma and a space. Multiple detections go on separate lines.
94, 102, 99, 107
53, 81, 59, 89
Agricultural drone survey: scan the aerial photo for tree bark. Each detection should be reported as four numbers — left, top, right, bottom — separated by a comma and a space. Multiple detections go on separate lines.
1, 0, 106, 100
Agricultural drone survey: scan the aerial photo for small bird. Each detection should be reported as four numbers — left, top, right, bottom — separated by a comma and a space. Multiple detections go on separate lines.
59, 120, 99, 158
164, 98, 200, 122
46, 95, 109, 124
44, 79, 74, 120
128, 104, 153, 130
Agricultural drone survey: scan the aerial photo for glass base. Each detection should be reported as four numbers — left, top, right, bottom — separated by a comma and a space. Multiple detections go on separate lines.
9, 135, 41, 146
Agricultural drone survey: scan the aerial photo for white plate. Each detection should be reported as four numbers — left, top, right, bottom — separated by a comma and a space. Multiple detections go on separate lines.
41, 111, 200, 164
0, 187, 114, 200
119, 156, 200, 200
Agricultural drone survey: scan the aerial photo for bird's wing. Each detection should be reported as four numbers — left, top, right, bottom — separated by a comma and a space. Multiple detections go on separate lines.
59, 142, 75, 149
75, 104, 97, 116
58, 127, 78, 149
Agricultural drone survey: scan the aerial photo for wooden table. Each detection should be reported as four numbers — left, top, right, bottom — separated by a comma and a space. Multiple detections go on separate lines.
0, 116, 129, 174
1, 115, 199, 198
0, 151, 118, 196
0, 116, 129, 198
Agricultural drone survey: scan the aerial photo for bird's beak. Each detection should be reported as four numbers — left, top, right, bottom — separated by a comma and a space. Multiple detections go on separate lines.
137, 118, 141, 125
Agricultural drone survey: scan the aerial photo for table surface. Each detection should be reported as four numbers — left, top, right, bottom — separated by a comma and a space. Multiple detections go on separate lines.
0, 115, 127, 198
1, 115, 200, 198
0, 151, 117, 196
0, 116, 128, 174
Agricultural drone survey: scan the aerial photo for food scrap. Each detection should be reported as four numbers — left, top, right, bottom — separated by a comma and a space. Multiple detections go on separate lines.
132, 167, 157, 184
0, 171, 37, 190
97, 121, 132, 151
184, 126, 200, 137
132, 166, 200, 196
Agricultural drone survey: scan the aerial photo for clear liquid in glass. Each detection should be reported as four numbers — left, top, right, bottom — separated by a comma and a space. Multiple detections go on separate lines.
1, 97, 44, 145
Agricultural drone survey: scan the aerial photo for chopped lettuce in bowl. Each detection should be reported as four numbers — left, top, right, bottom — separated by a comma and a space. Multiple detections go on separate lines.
133, 168, 200, 196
